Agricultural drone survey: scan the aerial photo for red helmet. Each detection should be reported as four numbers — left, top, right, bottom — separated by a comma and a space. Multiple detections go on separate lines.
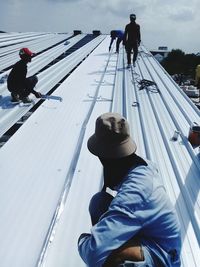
19, 48, 35, 59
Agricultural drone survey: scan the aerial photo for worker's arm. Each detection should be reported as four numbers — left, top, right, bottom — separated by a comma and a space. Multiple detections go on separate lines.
78, 204, 142, 267
109, 38, 115, 51
123, 25, 128, 45
78, 165, 159, 267
137, 25, 141, 45
32, 90, 42, 98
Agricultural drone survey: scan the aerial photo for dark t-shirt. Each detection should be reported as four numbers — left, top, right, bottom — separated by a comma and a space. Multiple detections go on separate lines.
124, 22, 141, 44
7, 60, 27, 91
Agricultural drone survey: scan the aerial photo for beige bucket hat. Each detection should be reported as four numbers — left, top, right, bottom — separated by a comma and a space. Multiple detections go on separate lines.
87, 113, 137, 158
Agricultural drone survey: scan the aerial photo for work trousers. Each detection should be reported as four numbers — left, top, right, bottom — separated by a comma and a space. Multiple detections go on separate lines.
9, 75, 38, 98
126, 42, 138, 64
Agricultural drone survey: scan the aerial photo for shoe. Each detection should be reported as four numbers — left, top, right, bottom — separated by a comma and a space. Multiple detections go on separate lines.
127, 64, 131, 69
21, 97, 32, 103
11, 93, 20, 103
133, 62, 136, 67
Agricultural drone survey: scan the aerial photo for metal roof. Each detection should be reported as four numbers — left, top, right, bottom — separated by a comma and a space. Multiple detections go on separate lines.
0, 32, 199, 267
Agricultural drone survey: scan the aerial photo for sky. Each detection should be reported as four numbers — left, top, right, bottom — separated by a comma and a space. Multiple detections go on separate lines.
0, 0, 199, 54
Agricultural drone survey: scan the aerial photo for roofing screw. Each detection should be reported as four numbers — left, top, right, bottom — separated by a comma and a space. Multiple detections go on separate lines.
172, 130, 180, 141
132, 101, 139, 107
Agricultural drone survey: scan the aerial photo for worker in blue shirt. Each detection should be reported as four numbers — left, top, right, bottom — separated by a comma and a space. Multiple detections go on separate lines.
109, 30, 124, 53
78, 112, 182, 267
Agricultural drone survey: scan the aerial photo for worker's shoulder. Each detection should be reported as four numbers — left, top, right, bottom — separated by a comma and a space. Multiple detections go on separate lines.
117, 163, 155, 196
12, 59, 26, 69
14, 59, 23, 65
125, 23, 140, 34
116, 30, 124, 33
130, 160, 159, 177
127, 161, 160, 192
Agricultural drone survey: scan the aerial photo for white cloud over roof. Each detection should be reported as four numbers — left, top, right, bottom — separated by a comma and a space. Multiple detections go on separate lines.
0, 0, 199, 53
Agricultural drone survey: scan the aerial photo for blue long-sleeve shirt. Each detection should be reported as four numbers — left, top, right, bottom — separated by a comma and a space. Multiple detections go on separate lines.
114, 30, 124, 39
78, 161, 181, 267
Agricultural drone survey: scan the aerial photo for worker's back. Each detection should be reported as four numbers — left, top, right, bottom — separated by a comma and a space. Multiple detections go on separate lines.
7, 60, 27, 91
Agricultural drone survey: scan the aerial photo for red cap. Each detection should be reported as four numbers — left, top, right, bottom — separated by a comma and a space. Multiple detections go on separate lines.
19, 48, 35, 57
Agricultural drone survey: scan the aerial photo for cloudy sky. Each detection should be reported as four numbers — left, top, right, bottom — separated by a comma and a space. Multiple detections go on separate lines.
0, 0, 199, 53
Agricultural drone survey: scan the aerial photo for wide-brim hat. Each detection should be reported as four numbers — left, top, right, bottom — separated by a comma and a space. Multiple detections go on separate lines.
87, 113, 137, 158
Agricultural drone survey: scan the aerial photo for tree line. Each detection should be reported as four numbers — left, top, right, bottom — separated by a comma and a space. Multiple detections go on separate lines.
161, 49, 200, 81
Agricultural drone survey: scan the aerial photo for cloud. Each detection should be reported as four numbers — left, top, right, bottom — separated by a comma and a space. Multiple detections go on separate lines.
0, 0, 199, 53
47, 0, 80, 2
168, 7, 194, 22
86, 0, 147, 18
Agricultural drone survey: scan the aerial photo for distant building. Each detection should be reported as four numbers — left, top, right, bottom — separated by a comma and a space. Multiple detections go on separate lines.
150, 46, 170, 62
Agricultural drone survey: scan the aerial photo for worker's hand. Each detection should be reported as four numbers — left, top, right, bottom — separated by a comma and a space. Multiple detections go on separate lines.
34, 91, 42, 98
103, 238, 144, 267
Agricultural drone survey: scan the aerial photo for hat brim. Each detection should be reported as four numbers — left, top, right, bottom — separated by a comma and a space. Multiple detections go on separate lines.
87, 134, 137, 158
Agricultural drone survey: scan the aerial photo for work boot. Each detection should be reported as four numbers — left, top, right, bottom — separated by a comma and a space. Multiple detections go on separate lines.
127, 64, 131, 69
21, 96, 32, 103
11, 93, 20, 103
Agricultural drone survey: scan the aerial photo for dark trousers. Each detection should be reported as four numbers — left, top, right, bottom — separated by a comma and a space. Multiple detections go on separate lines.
126, 43, 138, 64
10, 75, 38, 98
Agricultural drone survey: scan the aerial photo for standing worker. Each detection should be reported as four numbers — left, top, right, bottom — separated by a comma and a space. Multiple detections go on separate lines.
7, 48, 41, 103
78, 112, 182, 267
109, 30, 124, 53
124, 14, 141, 68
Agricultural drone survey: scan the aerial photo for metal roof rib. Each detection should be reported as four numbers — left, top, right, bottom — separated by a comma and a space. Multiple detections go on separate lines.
0, 33, 199, 267
0, 33, 73, 71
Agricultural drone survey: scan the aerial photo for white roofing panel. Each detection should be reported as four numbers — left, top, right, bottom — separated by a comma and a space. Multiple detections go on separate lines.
0, 32, 49, 46
41, 37, 116, 267
0, 33, 55, 57
0, 33, 72, 70
0, 35, 199, 267
0, 36, 111, 267
130, 57, 200, 267
43, 45, 200, 267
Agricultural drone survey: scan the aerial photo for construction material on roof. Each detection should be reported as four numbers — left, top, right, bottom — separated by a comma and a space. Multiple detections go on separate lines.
0, 32, 199, 267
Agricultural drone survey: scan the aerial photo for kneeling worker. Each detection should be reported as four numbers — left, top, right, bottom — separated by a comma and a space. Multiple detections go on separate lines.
78, 112, 182, 267
7, 47, 42, 103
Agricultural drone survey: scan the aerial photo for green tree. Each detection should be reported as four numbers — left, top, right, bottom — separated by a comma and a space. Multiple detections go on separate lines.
162, 49, 185, 75
161, 49, 200, 80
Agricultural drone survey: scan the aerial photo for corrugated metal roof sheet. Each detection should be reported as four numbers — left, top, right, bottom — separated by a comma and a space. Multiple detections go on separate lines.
0, 32, 199, 267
